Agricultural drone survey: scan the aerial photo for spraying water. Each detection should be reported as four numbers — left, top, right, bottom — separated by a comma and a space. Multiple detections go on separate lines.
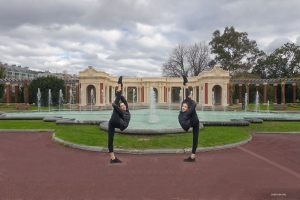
223, 90, 226, 112
79, 88, 83, 111
90, 89, 95, 112
59, 89, 64, 112
244, 93, 248, 112
37, 88, 41, 112
69, 89, 74, 110
132, 89, 136, 110
101, 89, 105, 105
148, 87, 159, 123
179, 89, 182, 109
48, 89, 52, 112
212, 92, 215, 111
168, 91, 171, 110
201, 90, 204, 111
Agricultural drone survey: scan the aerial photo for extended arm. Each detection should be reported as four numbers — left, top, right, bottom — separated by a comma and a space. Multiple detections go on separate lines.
185, 100, 196, 117
120, 96, 129, 111
112, 103, 124, 116
114, 91, 122, 104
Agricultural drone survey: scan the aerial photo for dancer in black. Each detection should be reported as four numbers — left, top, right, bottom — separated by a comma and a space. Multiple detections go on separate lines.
178, 75, 200, 162
108, 76, 131, 163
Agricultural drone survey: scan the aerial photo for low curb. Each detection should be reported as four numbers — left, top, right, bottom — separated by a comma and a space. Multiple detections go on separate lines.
51, 132, 253, 154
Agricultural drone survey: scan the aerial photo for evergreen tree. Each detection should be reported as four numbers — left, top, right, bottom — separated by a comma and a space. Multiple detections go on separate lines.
29, 76, 65, 106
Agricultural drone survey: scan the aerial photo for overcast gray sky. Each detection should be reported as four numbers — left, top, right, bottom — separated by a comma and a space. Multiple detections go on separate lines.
0, 0, 299, 77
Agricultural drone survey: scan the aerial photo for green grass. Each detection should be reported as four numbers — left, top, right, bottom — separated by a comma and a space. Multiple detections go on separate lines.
230, 103, 300, 111
0, 105, 70, 111
1, 120, 300, 149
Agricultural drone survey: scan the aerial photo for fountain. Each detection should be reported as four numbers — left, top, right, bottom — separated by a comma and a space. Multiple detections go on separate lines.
90, 89, 95, 111
168, 91, 171, 110
211, 92, 215, 111
179, 89, 182, 109
4, 87, 300, 135
58, 89, 64, 111
267, 100, 270, 113
79, 88, 83, 111
244, 93, 248, 112
4, 103, 300, 134
201, 90, 204, 111
223, 91, 226, 112
132, 89, 136, 110
48, 89, 52, 112
101, 89, 105, 106
69, 89, 74, 110
148, 87, 159, 123
37, 88, 41, 112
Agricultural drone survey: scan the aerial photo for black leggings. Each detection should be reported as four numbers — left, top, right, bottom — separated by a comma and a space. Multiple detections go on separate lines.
108, 121, 118, 153
184, 88, 199, 154
191, 120, 199, 154
108, 91, 122, 153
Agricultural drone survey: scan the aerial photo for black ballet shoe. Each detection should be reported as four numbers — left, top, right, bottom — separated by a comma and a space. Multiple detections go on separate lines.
110, 157, 122, 164
182, 75, 188, 85
183, 156, 195, 162
118, 76, 123, 84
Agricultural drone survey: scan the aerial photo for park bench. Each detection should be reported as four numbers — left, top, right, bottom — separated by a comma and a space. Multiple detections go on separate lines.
15, 104, 30, 110
272, 104, 286, 110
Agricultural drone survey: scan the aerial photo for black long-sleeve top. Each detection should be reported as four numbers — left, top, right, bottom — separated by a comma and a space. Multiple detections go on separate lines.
112, 96, 131, 131
178, 100, 198, 132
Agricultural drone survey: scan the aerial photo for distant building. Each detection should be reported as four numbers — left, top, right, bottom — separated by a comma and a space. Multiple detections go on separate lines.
0, 62, 77, 81
38, 71, 78, 80
0, 62, 38, 80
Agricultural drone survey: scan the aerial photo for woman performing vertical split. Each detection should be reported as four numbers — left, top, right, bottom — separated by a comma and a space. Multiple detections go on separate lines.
108, 76, 131, 164
178, 75, 200, 162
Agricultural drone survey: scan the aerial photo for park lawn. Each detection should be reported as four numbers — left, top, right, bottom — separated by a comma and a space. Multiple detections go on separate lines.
1, 120, 300, 149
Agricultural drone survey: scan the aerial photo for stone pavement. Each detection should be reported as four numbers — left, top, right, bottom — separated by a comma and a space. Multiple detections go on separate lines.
0, 131, 300, 200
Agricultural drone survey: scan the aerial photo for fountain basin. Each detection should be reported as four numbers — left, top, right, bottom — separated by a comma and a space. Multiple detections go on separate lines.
2, 109, 300, 134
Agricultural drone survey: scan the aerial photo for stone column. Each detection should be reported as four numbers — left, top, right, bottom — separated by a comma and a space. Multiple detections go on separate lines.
106, 85, 109, 105
14, 84, 19, 103
292, 83, 296, 103
145, 85, 149, 103
273, 84, 277, 104
159, 83, 162, 103
281, 83, 285, 104
198, 86, 201, 105
238, 84, 242, 104
6, 83, 10, 103
136, 87, 139, 103
75, 83, 79, 104
124, 87, 127, 101
263, 83, 267, 104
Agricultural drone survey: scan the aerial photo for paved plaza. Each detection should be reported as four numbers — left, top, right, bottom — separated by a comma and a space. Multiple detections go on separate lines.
0, 131, 300, 199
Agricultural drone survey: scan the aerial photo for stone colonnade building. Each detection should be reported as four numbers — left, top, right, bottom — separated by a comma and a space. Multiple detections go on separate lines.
231, 78, 300, 105
3, 65, 299, 106
78, 65, 231, 107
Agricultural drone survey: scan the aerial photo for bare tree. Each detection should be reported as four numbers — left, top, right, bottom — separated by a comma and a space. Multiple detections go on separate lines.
162, 42, 212, 77
162, 44, 189, 77
186, 41, 212, 76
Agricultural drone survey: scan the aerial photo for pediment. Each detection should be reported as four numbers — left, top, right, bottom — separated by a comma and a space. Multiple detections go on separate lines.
199, 65, 229, 77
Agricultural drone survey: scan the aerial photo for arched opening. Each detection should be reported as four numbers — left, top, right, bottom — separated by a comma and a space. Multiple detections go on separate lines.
127, 87, 137, 103
171, 87, 181, 103
86, 85, 96, 105
152, 87, 158, 103
212, 85, 222, 105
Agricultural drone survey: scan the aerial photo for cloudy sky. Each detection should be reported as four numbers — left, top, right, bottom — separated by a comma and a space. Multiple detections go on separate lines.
0, 0, 299, 77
